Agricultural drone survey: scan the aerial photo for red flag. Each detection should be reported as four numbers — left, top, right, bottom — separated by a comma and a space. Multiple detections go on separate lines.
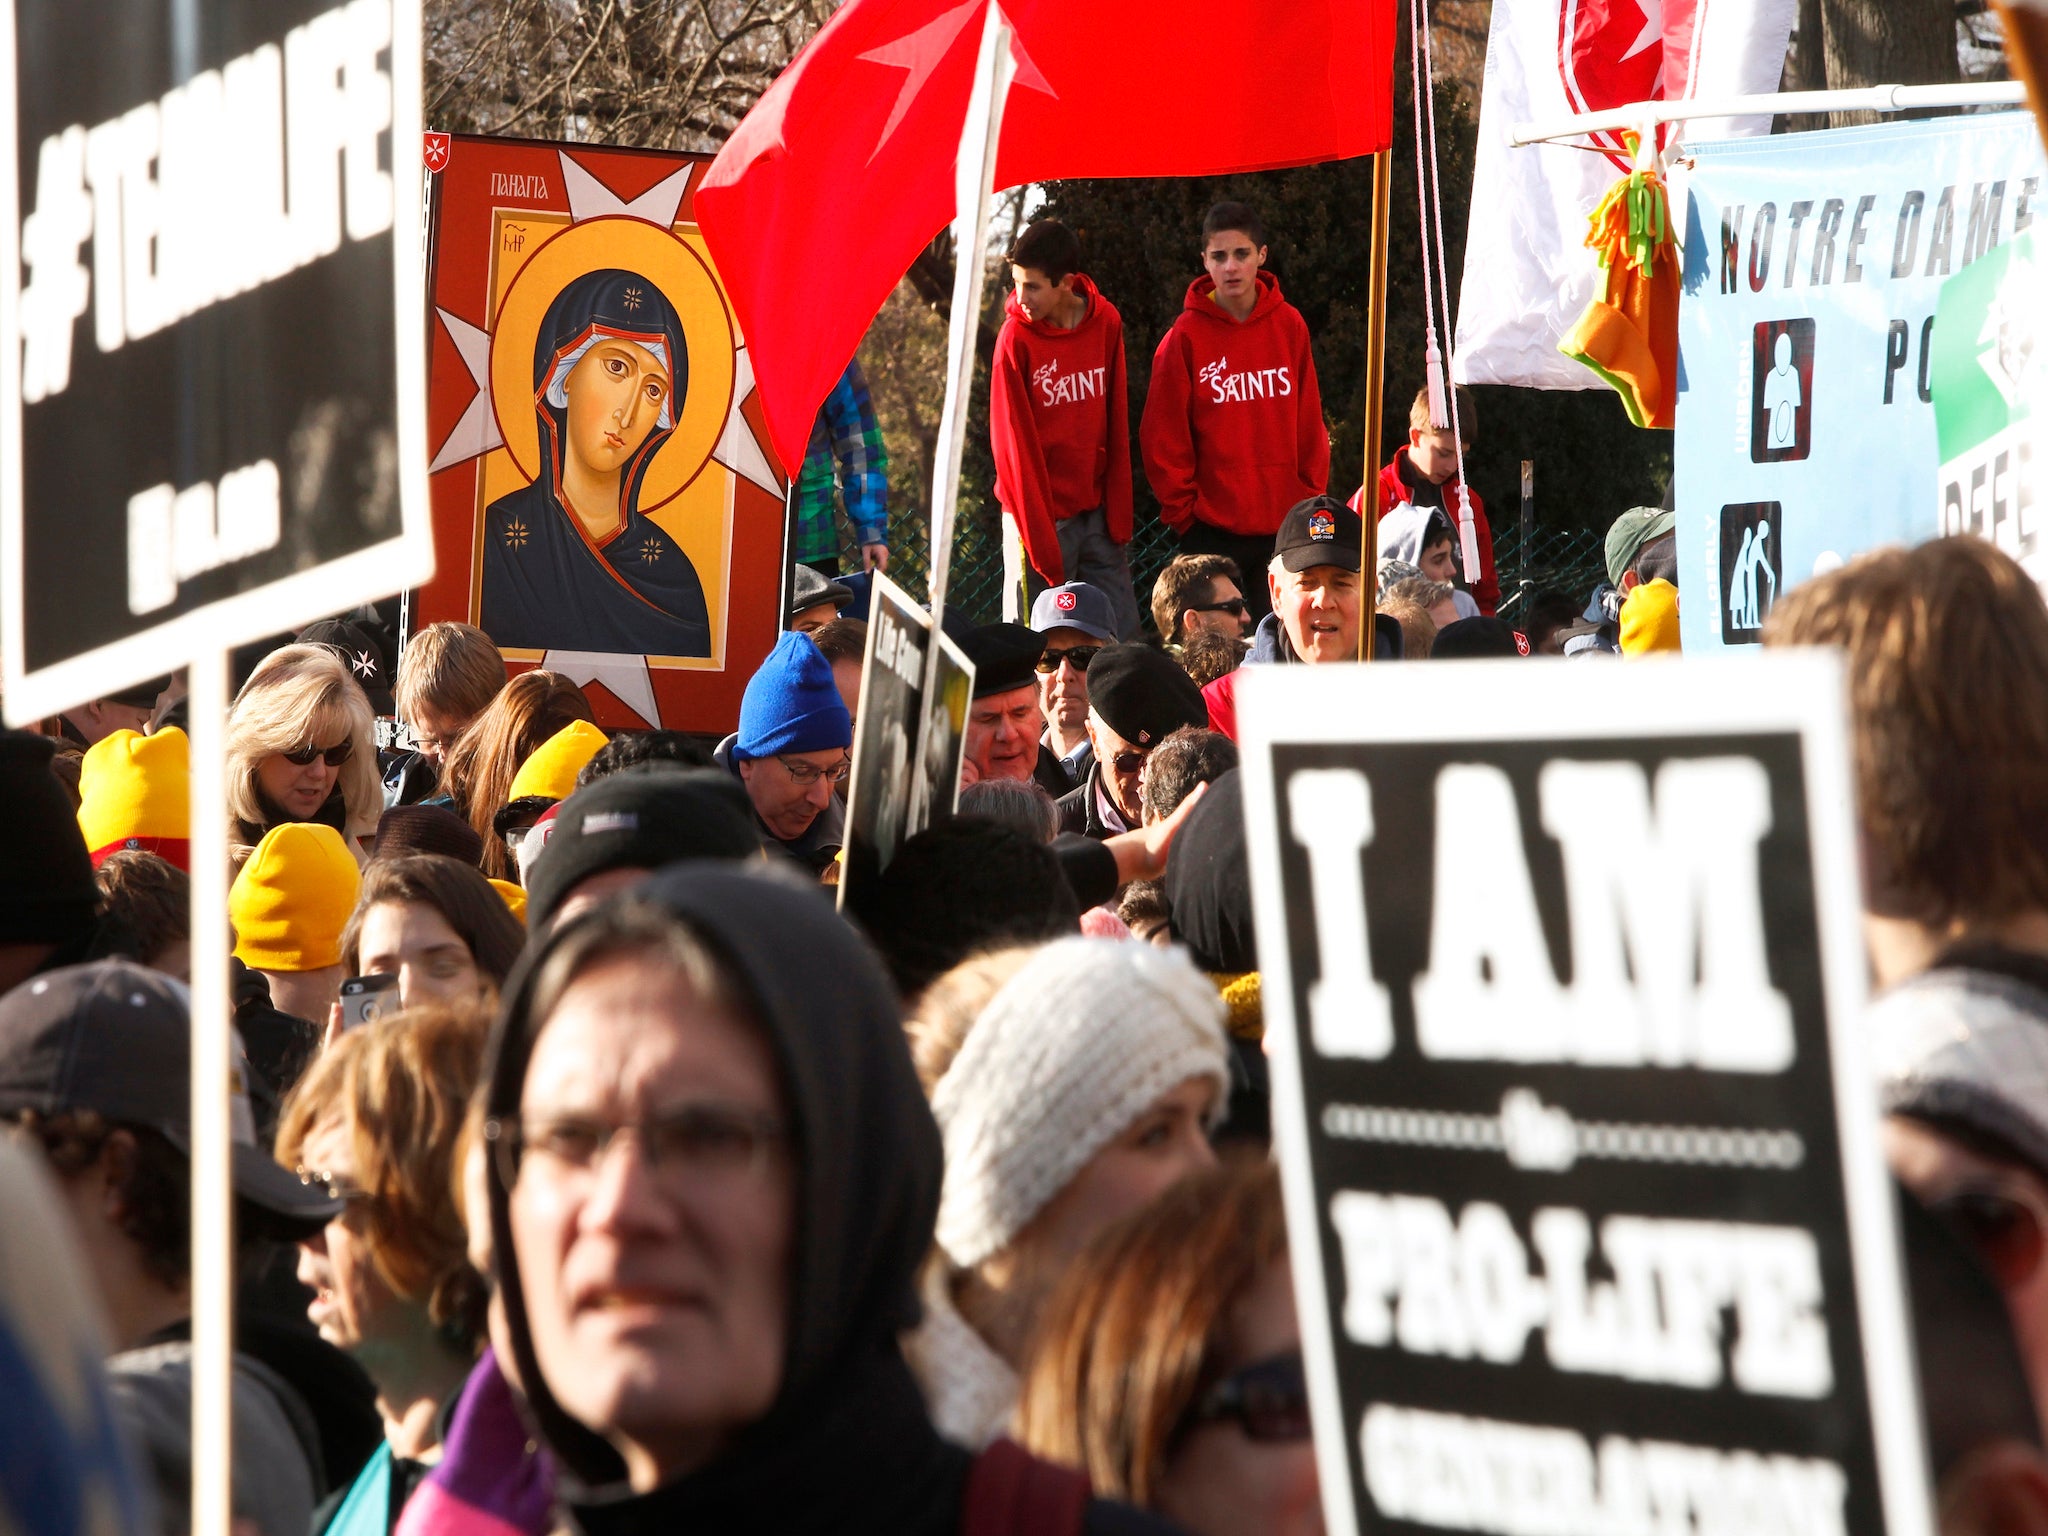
696, 0, 1395, 473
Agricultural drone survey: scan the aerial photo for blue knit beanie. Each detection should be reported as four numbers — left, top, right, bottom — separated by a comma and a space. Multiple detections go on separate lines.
734, 632, 853, 762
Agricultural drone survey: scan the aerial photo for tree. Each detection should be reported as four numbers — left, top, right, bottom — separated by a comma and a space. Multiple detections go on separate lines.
1785, 0, 1969, 127
425, 0, 833, 150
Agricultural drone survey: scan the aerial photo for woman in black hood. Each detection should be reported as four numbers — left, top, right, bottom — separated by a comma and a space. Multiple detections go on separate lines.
480, 862, 1181, 1534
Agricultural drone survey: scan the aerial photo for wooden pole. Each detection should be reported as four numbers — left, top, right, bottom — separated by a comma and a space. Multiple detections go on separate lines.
1359, 146, 1393, 662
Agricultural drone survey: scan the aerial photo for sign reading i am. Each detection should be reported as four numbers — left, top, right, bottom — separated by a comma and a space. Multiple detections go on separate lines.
1237, 653, 1931, 1536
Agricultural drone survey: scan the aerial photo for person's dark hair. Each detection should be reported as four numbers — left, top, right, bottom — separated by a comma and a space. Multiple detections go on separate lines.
47, 750, 83, 810
1418, 511, 1455, 553
338, 854, 527, 986
438, 670, 595, 879
87, 851, 190, 968
958, 777, 1059, 844
1177, 630, 1245, 689
1521, 589, 1583, 655
575, 730, 713, 789
850, 820, 1080, 999
8, 1111, 191, 1286
1140, 728, 1238, 823
1007, 219, 1083, 283
1202, 201, 1265, 250
1117, 880, 1170, 943
808, 617, 869, 668
1632, 531, 1679, 586
1150, 553, 1243, 645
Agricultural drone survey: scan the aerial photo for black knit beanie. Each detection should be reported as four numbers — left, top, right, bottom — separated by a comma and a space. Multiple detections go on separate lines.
0, 731, 98, 947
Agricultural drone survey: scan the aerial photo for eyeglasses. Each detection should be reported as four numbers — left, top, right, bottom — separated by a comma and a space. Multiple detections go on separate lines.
295, 1165, 371, 1206
1183, 1351, 1311, 1443
1187, 598, 1250, 619
486, 1102, 786, 1193
1035, 645, 1102, 675
281, 738, 354, 767
1932, 1177, 2048, 1289
780, 754, 850, 787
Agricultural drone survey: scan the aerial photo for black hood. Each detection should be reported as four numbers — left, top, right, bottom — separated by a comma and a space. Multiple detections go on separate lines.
482, 861, 943, 1493
1165, 768, 1257, 974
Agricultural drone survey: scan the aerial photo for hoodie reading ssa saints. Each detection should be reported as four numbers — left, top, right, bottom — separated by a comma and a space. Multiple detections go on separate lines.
1140, 270, 1330, 538
989, 275, 1134, 585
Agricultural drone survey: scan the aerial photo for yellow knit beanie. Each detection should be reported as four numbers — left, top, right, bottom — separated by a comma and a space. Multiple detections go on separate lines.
230, 823, 361, 971
1619, 578, 1681, 655
507, 720, 608, 803
78, 728, 191, 868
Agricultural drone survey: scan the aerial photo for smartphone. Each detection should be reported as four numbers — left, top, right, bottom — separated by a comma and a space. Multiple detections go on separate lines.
337, 973, 400, 1030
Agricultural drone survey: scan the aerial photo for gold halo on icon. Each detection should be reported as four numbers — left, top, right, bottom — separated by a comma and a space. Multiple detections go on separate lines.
490, 216, 736, 513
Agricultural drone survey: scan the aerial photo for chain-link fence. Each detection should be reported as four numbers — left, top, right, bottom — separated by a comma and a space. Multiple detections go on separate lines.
825, 505, 1611, 633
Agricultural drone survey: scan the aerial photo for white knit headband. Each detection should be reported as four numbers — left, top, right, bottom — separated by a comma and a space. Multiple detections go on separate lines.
930, 937, 1232, 1269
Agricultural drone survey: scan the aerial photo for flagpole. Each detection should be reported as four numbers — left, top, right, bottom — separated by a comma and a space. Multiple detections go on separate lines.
1359, 145, 1392, 662
921, 3, 1012, 685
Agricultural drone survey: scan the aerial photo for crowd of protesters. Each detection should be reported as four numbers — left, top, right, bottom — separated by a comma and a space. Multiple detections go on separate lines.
1, 205, 2047, 1536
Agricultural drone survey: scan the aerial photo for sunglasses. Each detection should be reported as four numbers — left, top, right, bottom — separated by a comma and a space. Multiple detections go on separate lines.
1188, 597, 1250, 618
1933, 1178, 2048, 1290
281, 739, 354, 767
1184, 1351, 1311, 1443
1111, 749, 1149, 776
1035, 645, 1102, 675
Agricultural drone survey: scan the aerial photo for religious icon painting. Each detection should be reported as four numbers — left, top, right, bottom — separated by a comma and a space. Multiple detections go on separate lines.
417, 135, 786, 731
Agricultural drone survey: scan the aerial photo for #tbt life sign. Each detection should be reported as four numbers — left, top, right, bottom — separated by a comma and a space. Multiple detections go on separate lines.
1238, 654, 1930, 1536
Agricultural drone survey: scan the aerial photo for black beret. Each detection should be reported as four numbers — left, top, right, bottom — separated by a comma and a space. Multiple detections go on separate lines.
960, 622, 1043, 699
1087, 644, 1208, 748
1432, 617, 1525, 659
526, 766, 762, 927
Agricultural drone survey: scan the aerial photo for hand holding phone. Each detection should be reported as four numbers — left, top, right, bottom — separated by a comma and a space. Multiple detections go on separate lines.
337, 973, 400, 1030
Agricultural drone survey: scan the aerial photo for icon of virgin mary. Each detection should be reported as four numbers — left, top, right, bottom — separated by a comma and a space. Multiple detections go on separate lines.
481, 268, 711, 657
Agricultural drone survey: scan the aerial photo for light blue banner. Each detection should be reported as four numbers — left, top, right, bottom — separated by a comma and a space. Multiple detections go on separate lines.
1675, 112, 2046, 653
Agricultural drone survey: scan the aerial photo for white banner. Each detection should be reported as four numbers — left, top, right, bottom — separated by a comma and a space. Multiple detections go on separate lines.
1454, 0, 1794, 392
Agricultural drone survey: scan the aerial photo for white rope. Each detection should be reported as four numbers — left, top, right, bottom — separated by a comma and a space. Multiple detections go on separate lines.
1410, 0, 1446, 430
1417, 0, 1481, 582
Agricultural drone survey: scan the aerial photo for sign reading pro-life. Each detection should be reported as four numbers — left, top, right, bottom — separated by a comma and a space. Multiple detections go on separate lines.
1238, 657, 1929, 1536
0, 0, 429, 719
1675, 112, 2045, 655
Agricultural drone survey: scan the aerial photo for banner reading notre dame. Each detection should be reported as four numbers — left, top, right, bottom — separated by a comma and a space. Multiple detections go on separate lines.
1236, 655, 1930, 1536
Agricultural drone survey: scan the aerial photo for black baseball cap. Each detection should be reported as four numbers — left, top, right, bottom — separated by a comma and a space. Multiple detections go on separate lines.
299, 619, 396, 716
526, 767, 763, 927
0, 961, 342, 1231
1273, 496, 1363, 573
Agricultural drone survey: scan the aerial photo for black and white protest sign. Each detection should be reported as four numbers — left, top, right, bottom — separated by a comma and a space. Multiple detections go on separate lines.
1238, 655, 1930, 1536
0, 0, 430, 720
839, 574, 973, 906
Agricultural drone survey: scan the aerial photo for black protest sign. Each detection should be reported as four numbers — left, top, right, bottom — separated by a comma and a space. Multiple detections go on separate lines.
839, 574, 973, 907
0, 0, 430, 720
1238, 656, 1930, 1536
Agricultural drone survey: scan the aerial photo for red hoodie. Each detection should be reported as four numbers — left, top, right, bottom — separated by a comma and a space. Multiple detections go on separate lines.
1349, 448, 1500, 615
1140, 272, 1329, 538
989, 276, 1132, 583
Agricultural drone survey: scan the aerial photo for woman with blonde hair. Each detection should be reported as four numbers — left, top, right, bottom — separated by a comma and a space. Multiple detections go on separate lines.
276, 1002, 491, 1535
1015, 1159, 1320, 1536
227, 644, 381, 859
436, 671, 593, 878
902, 937, 1230, 1449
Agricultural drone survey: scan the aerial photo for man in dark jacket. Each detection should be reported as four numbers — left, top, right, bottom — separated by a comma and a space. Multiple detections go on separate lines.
960, 623, 1074, 802
1056, 646, 1208, 840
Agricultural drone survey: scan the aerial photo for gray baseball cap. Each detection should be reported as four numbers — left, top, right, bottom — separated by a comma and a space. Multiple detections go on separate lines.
1030, 581, 1117, 642
0, 961, 342, 1230
1869, 961, 2048, 1177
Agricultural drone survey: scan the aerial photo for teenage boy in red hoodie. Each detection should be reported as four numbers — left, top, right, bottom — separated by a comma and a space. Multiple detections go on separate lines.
1141, 201, 1329, 622
989, 219, 1141, 639
1360, 383, 1499, 615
